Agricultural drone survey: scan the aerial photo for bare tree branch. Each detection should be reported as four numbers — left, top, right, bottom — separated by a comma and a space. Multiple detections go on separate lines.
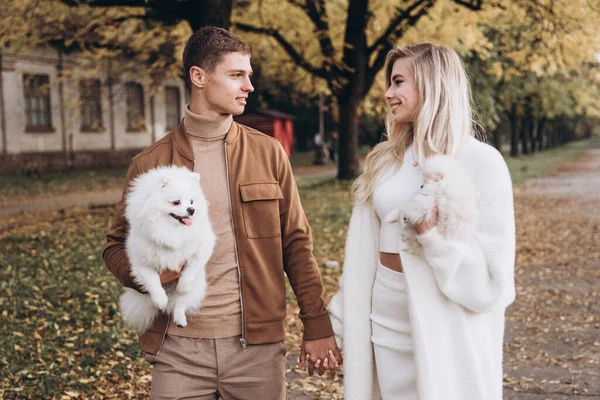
304, 0, 336, 59
364, 1, 434, 94
234, 22, 330, 80
451, 0, 482, 11
367, 0, 430, 54
286, 0, 306, 10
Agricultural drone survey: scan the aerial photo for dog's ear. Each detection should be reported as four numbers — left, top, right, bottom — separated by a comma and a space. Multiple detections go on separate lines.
190, 172, 201, 185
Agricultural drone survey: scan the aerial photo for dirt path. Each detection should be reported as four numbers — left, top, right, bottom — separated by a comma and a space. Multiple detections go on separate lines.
503, 143, 600, 399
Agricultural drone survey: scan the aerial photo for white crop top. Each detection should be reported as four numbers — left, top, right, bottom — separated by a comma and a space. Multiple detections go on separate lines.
372, 144, 423, 253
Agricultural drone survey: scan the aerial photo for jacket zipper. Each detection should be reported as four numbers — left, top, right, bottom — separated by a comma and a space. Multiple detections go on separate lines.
224, 142, 246, 350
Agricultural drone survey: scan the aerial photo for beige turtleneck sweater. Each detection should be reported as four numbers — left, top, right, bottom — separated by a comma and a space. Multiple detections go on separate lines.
167, 106, 242, 338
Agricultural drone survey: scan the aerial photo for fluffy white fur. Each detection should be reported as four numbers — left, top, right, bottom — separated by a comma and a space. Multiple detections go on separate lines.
385, 155, 479, 254
120, 165, 216, 334
328, 138, 516, 399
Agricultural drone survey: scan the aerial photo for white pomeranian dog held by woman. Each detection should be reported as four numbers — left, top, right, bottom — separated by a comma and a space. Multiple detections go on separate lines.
385, 155, 480, 253
120, 165, 215, 334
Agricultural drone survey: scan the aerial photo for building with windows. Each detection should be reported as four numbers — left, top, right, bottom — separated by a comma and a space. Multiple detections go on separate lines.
0, 46, 297, 175
0, 46, 187, 174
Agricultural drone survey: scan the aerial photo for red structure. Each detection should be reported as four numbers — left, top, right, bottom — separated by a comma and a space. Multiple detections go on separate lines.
234, 109, 295, 156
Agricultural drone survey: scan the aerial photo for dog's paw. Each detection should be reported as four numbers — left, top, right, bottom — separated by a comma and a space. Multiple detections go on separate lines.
151, 292, 169, 311
176, 279, 194, 294
172, 310, 187, 328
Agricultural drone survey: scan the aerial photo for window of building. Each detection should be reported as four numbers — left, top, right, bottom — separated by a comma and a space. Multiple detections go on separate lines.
80, 79, 103, 132
125, 82, 145, 132
23, 74, 53, 132
165, 86, 181, 130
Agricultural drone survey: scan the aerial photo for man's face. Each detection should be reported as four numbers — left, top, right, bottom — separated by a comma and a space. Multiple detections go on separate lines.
201, 52, 254, 116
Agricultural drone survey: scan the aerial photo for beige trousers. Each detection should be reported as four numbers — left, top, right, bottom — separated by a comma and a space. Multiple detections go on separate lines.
145, 335, 287, 400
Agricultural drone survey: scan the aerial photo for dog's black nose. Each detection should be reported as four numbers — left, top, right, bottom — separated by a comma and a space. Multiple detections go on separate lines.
187, 207, 195, 216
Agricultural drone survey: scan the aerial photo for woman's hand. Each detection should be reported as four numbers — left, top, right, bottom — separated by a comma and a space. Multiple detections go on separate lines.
415, 206, 438, 235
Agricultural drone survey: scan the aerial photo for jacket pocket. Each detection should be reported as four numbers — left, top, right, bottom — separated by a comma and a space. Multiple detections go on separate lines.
239, 182, 284, 239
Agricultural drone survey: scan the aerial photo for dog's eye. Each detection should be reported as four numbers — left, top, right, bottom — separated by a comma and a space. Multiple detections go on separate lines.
172, 200, 181, 206
190, 199, 194, 205
420, 184, 424, 189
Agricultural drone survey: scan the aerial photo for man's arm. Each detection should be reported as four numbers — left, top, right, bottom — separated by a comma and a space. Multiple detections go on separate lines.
103, 158, 145, 292
274, 145, 343, 376
276, 144, 334, 340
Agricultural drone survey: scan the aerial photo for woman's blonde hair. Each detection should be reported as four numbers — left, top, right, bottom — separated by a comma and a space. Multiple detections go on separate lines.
352, 43, 478, 204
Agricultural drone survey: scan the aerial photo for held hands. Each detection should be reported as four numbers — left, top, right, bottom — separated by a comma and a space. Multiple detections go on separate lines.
415, 205, 438, 235
299, 336, 343, 378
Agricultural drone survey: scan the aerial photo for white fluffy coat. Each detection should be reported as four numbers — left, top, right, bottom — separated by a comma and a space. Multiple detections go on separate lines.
120, 165, 216, 334
328, 138, 515, 400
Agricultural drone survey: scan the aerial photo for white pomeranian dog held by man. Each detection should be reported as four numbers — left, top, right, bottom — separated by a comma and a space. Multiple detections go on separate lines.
120, 165, 215, 334
385, 155, 480, 253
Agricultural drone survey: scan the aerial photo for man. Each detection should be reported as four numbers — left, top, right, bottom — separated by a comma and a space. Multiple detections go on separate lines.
103, 26, 341, 399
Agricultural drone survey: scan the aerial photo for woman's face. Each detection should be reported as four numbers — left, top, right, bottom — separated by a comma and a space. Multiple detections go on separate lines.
384, 57, 419, 124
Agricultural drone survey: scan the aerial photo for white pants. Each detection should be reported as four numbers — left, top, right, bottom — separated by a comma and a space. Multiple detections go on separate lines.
371, 263, 418, 400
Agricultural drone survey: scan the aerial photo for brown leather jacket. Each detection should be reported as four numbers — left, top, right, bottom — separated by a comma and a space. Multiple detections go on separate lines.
103, 121, 334, 355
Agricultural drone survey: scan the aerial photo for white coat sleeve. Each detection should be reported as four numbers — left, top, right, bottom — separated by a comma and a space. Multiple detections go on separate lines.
327, 203, 373, 349
416, 151, 516, 313
328, 283, 344, 349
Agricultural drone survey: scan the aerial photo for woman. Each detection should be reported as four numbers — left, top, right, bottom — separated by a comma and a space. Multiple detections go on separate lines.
328, 43, 515, 400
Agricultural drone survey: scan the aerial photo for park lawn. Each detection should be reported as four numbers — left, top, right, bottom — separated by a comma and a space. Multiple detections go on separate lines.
504, 139, 593, 185
0, 166, 128, 205
0, 137, 595, 398
0, 138, 593, 205
0, 150, 318, 204
0, 145, 373, 204
0, 179, 354, 399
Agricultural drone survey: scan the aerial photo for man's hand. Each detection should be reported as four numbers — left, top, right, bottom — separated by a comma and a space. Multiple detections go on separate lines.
159, 263, 185, 285
299, 336, 343, 378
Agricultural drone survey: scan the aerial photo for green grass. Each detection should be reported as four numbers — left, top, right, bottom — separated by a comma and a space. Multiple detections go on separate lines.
504, 139, 593, 185
0, 135, 596, 398
0, 208, 145, 398
290, 151, 321, 168
0, 166, 127, 204
2, 136, 587, 206
0, 180, 354, 399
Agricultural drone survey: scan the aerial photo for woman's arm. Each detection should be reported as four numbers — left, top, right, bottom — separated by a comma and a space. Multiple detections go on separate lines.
328, 281, 345, 348
417, 150, 516, 313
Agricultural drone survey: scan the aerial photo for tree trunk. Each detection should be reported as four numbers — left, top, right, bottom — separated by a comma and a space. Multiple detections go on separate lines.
333, 0, 369, 180
336, 95, 360, 179
537, 117, 546, 151
492, 125, 503, 153
520, 115, 530, 155
509, 108, 520, 157
530, 118, 538, 154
